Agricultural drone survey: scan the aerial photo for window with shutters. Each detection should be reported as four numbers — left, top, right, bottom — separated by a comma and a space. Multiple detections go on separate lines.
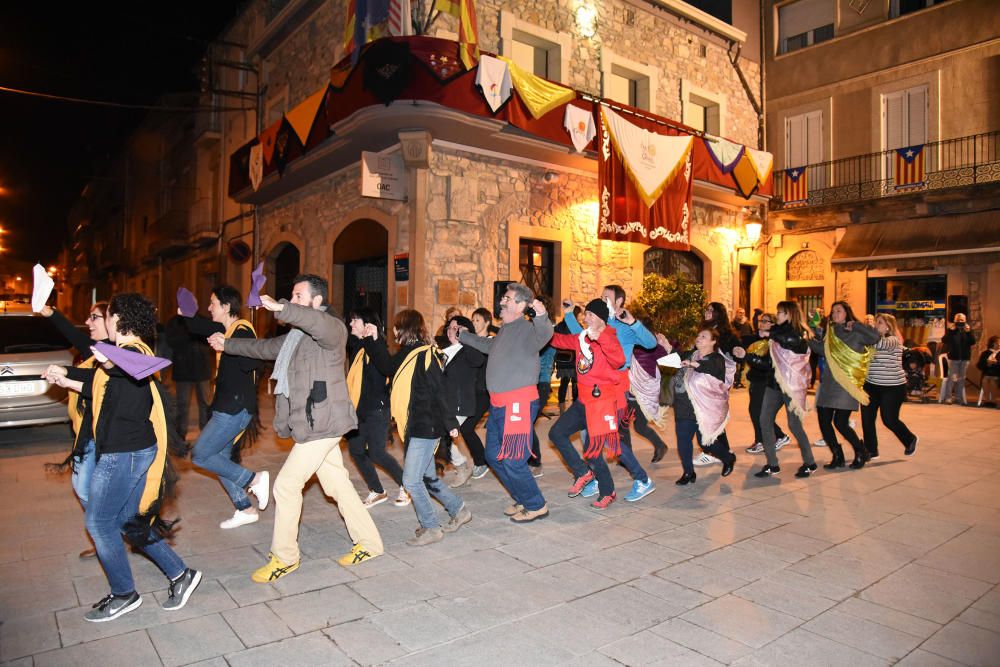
882, 85, 928, 179
785, 110, 826, 189
777, 0, 835, 54
682, 80, 724, 136
499, 11, 570, 83
602, 51, 657, 112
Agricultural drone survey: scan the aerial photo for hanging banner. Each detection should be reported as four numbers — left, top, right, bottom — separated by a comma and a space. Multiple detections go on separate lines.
597, 106, 693, 251
564, 103, 596, 153
475, 54, 512, 112
746, 147, 774, 184
499, 55, 575, 119
249, 143, 263, 191
703, 135, 744, 174
285, 88, 327, 144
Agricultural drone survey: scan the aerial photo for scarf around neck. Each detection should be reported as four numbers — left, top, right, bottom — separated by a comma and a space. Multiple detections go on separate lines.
271, 328, 305, 397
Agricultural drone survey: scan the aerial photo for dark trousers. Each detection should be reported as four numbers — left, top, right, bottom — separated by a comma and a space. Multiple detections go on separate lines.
558, 376, 578, 404
549, 400, 615, 497
748, 381, 787, 444
676, 418, 731, 474
629, 397, 669, 454
457, 392, 489, 467
816, 406, 865, 456
861, 383, 916, 454
530, 382, 552, 465
347, 407, 403, 494
175, 380, 210, 437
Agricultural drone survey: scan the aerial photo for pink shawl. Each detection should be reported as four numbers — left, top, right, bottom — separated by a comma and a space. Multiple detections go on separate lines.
683, 351, 735, 445
770, 340, 811, 418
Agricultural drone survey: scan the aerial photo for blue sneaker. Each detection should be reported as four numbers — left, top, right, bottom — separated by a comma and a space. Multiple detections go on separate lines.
625, 478, 655, 502
580, 479, 599, 498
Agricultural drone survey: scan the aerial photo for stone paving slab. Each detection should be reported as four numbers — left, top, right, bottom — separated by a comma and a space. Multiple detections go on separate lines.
2, 394, 999, 665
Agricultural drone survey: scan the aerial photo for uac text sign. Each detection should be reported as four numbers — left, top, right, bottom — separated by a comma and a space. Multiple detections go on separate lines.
361, 151, 406, 201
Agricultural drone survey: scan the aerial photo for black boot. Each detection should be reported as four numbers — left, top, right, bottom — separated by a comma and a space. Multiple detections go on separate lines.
651, 444, 668, 463
849, 441, 870, 469
675, 471, 697, 485
824, 443, 846, 470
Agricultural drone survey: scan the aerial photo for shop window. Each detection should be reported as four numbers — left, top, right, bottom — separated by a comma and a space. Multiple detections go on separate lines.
519, 239, 555, 299
643, 248, 704, 286
778, 0, 835, 54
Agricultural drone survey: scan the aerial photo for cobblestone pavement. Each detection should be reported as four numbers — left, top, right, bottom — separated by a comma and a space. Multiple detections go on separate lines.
2, 393, 999, 666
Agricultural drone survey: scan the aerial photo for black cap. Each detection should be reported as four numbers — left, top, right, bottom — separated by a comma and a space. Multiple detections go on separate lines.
585, 298, 609, 323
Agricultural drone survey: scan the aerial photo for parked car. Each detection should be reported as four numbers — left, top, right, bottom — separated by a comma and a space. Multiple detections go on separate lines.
0, 311, 74, 428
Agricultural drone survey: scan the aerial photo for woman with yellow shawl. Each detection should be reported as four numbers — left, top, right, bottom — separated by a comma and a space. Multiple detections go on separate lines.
45, 293, 201, 622
808, 301, 880, 470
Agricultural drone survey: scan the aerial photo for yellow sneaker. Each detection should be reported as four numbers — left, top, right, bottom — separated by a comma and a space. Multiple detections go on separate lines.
251, 553, 299, 583
337, 543, 379, 567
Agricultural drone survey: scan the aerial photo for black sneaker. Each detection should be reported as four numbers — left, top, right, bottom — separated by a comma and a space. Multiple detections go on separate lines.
162, 568, 202, 611
754, 465, 780, 478
795, 463, 818, 478
84, 591, 142, 623
905, 436, 918, 456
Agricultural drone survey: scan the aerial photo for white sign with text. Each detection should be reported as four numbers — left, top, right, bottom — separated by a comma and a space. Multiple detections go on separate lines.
361, 151, 406, 201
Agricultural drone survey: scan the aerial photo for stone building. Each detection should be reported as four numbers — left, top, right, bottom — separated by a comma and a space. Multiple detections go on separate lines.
211, 0, 769, 333
763, 0, 1000, 351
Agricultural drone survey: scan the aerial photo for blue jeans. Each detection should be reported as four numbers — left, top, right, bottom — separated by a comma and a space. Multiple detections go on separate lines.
675, 417, 699, 474
487, 400, 546, 511
86, 445, 186, 596
191, 409, 255, 510
71, 439, 96, 507
549, 400, 615, 497
402, 437, 464, 529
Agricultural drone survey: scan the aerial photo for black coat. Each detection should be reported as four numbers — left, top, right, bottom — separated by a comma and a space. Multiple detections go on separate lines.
942, 327, 976, 361
442, 345, 486, 416
164, 316, 211, 382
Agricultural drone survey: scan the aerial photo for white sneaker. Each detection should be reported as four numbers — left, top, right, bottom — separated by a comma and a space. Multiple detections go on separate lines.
775, 435, 790, 450
812, 438, 826, 447
848, 419, 856, 429
220, 509, 259, 529
248, 471, 270, 511
745, 442, 764, 454
363, 491, 388, 508
693, 452, 721, 466
393, 488, 411, 507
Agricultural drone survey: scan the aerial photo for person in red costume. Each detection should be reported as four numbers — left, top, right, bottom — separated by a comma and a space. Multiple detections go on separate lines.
547, 299, 628, 510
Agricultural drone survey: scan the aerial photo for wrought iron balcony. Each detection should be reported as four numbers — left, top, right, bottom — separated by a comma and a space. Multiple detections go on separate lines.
773, 131, 1000, 209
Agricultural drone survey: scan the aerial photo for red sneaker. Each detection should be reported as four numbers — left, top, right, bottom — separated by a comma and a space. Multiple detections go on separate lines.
591, 492, 616, 509
568, 470, 595, 497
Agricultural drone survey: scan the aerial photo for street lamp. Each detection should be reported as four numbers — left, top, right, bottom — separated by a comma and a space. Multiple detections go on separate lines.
742, 207, 763, 245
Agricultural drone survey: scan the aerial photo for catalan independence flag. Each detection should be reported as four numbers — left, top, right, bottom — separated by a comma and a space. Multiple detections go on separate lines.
894, 144, 926, 190
783, 167, 808, 206
434, 0, 480, 70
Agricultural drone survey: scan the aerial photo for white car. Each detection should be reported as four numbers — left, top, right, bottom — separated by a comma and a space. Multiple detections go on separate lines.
0, 311, 74, 428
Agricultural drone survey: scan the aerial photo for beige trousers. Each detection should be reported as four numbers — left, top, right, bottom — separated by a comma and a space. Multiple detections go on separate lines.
271, 437, 384, 564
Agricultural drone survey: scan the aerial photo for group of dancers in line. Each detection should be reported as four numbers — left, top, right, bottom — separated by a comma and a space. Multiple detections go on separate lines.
35, 275, 918, 623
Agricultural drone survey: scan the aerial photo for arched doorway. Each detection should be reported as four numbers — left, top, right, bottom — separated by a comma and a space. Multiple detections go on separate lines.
271, 242, 300, 301
643, 247, 704, 285
268, 241, 300, 335
332, 220, 388, 325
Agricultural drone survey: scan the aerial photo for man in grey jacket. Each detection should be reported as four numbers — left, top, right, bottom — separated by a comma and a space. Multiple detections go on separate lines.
210, 274, 383, 582
460, 283, 553, 522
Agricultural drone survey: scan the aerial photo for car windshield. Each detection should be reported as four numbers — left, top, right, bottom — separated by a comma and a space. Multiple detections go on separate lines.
0, 317, 72, 353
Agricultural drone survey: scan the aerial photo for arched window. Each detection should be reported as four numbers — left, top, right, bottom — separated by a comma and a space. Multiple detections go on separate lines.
643, 248, 704, 285
786, 250, 824, 281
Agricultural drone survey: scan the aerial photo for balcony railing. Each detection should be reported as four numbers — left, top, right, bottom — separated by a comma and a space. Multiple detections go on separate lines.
773, 131, 1000, 209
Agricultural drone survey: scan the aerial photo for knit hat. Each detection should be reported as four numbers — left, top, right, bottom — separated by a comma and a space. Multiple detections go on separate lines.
585, 298, 609, 323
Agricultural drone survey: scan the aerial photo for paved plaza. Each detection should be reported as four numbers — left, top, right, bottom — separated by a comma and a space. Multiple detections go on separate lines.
2, 392, 999, 666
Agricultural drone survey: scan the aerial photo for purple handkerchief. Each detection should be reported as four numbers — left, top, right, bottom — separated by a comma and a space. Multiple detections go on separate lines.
93, 342, 172, 380
248, 262, 266, 307
177, 287, 198, 317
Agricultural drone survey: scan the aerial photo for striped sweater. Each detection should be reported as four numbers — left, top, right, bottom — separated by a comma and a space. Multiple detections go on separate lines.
866, 336, 907, 386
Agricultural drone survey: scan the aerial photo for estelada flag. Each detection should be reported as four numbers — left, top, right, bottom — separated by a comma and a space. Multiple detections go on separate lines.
894, 144, 926, 190
783, 167, 808, 206
434, 0, 479, 69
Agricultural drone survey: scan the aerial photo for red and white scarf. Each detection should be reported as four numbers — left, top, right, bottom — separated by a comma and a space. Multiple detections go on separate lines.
490, 385, 538, 461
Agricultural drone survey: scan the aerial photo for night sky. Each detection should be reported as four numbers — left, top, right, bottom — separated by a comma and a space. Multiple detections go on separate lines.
0, 3, 241, 267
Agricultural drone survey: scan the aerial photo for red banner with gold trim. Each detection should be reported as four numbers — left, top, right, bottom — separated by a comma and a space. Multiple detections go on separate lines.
597, 105, 692, 251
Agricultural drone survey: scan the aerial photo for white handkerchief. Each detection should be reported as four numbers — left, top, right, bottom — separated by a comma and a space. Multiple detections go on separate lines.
657, 352, 682, 369
564, 104, 596, 153
475, 55, 512, 113
32, 264, 55, 313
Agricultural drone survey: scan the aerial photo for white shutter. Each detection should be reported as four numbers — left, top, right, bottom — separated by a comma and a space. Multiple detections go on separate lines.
806, 110, 825, 187
778, 0, 836, 43
785, 113, 807, 169
883, 90, 906, 150
906, 85, 928, 146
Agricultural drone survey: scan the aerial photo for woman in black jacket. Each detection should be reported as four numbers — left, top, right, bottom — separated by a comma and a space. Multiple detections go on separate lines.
692, 302, 744, 467
345, 307, 406, 508
738, 313, 789, 455
371, 310, 471, 547
440, 315, 488, 486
